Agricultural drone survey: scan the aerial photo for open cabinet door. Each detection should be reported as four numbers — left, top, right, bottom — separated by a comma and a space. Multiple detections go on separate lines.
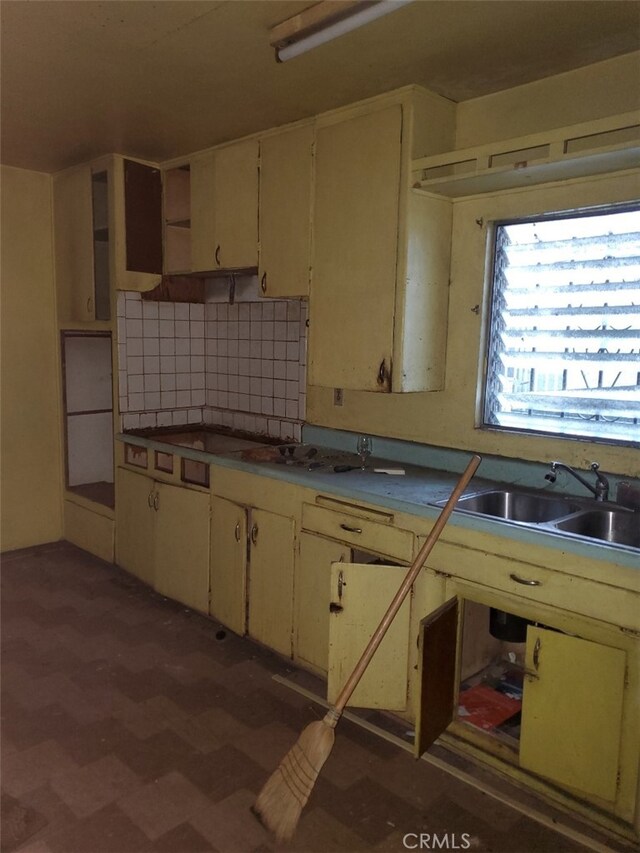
520, 626, 625, 801
414, 597, 459, 757
328, 562, 410, 710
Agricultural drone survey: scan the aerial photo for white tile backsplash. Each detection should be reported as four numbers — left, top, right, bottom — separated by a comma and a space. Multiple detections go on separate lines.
117, 287, 307, 437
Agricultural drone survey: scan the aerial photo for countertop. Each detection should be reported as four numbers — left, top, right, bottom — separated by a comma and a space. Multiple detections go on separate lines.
117, 429, 640, 572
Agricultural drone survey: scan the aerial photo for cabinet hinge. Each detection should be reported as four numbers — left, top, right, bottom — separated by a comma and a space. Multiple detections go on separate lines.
434, 570, 451, 578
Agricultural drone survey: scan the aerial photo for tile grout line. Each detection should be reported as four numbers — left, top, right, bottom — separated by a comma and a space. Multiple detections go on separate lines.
272, 675, 620, 853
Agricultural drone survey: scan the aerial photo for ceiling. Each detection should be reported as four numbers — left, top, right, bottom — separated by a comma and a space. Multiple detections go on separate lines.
1, 0, 639, 174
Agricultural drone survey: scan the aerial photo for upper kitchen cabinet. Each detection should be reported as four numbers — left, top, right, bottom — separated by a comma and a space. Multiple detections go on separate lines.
191, 138, 259, 273
54, 161, 111, 323
258, 123, 313, 297
54, 155, 163, 321
308, 88, 455, 393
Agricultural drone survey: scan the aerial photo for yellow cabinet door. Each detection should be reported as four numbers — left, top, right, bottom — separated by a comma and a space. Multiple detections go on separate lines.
154, 482, 210, 615
209, 496, 248, 635
309, 106, 402, 391
247, 508, 295, 657
214, 138, 259, 270
115, 467, 155, 586
296, 533, 350, 674
54, 164, 94, 323
190, 151, 216, 272
520, 625, 626, 802
258, 125, 313, 297
328, 561, 410, 710
191, 141, 258, 272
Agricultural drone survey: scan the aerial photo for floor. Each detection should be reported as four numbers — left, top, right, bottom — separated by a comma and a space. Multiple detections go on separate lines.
0, 542, 626, 853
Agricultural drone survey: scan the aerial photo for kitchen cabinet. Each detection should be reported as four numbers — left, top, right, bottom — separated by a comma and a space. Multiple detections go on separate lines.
258, 124, 313, 297
296, 532, 349, 674
328, 560, 411, 710
308, 90, 455, 393
247, 507, 295, 657
163, 164, 191, 274
210, 498, 295, 656
191, 139, 259, 272
210, 495, 247, 635
54, 164, 111, 323
115, 467, 156, 586
410, 577, 638, 831
115, 466, 210, 613
54, 155, 163, 316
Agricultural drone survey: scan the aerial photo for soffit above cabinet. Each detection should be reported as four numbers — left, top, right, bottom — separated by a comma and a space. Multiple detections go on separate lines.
2, 1, 639, 173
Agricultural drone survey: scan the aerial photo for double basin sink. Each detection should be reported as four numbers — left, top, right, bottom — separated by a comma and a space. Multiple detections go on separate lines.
439, 488, 639, 549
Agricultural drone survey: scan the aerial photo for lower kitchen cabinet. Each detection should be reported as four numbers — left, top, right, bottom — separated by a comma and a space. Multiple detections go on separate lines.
296, 532, 350, 674
210, 495, 247, 635
210, 497, 295, 657
115, 467, 210, 613
153, 480, 210, 613
327, 561, 411, 711
411, 578, 638, 833
116, 467, 155, 586
247, 508, 295, 657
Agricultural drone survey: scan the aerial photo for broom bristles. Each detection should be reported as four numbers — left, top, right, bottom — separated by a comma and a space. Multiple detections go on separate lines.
254, 713, 338, 841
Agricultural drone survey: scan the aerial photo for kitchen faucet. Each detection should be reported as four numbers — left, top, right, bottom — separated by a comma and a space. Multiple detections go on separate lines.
545, 461, 610, 502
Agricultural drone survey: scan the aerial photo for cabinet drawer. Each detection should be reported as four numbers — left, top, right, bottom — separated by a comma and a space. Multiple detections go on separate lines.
302, 503, 414, 562
428, 540, 640, 631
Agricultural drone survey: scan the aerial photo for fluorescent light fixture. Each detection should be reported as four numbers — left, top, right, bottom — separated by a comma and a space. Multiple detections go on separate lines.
271, 0, 414, 62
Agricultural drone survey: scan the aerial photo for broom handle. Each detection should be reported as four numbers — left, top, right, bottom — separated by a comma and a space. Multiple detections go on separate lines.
333, 454, 482, 716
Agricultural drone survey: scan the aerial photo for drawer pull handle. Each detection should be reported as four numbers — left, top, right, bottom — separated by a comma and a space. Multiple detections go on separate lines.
260, 272, 267, 293
148, 490, 154, 508
533, 637, 541, 670
234, 522, 241, 542
340, 523, 362, 534
153, 491, 159, 512
251, 523, 259, 546
215, 244, 221, 266
510, 572, 541, 586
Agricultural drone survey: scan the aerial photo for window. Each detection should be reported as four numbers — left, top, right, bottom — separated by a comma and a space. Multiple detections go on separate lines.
483, 206, 640, 444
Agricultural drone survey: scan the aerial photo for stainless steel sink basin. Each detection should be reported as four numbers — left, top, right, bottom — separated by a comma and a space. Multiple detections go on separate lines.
552, 510, 640, 548
438, 486, 639, 550
452, 490, 582, 523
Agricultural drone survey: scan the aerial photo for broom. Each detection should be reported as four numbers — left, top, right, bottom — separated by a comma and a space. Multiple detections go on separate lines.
254, 453, 482, 841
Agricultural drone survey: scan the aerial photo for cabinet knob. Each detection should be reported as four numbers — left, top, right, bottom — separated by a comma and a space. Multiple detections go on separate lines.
260, 272, 267, 293
148, 490, 154, 507
153, 491, 159, 511
250, 523, 258, 545
215, 244, 221, 266
234, 522, 241, 542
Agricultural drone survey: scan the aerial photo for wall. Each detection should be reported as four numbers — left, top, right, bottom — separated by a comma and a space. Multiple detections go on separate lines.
455, 52, 640, 148
0, 166, 63, 550
307, 59, 640, 478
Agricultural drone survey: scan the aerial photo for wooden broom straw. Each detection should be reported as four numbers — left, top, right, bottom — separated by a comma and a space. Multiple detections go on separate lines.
332, 453, 482, 716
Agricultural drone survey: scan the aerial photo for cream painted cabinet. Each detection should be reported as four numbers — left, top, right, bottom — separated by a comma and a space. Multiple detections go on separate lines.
412, 579, 638, 834
295, 532, 350, 674
54, 155, 163, 315
309, 92, 455, 393
153, 481, 210, 613
258, 124, 313, 297
210, 495, 248, 635
327, 561, 411, 710
115, 467, 156, 586
210, 498, 295, 656
191, 139, 259, 272
115, 467, 210, 613
247, 508, 295, 657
